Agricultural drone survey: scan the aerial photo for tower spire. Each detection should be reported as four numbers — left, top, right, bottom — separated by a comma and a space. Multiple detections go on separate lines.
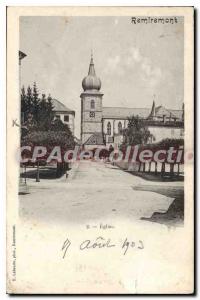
82, 52, 101, 91
148, 95, 156, 119
88, 51, 95, 76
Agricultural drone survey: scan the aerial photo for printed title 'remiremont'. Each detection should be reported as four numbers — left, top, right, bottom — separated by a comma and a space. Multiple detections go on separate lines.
131, 17, 179, 24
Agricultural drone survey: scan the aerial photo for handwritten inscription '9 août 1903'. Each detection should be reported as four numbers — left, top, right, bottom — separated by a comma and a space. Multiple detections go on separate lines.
61, 236, 144, 258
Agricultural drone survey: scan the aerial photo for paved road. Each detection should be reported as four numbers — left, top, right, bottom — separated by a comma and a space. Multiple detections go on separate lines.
20, 161, 175, 225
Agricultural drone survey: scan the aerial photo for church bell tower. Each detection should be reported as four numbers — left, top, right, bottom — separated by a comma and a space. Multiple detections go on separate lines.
80, 54, 104, 145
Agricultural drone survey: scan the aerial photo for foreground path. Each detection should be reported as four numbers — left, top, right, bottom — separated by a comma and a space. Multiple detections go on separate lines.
19, 161, 178, 225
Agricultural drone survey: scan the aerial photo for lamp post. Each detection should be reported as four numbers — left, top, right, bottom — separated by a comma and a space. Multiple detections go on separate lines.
36, 161, 40, 182
19, 51, 27, 184
19, 51, 27, 88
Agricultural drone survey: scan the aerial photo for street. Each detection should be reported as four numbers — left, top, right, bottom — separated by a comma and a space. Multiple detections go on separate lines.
19, 161, 182, 225
17, 160, 187, 294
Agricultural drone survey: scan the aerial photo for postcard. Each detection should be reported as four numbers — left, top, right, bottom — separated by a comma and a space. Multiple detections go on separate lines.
7, 6, 194, 294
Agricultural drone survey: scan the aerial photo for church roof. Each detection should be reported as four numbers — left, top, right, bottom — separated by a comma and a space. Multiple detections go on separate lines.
155, 106, 182, 119
155, 106, 171, 116
148, 102, 183, 120
52, 99, 75, 114
102, 107, 150, 119
168, 109, 183, 119
84, 133, 104, 145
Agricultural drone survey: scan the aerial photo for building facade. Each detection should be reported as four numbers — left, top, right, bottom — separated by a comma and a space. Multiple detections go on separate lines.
80, 55, 184, 149
52, 99, 75, 135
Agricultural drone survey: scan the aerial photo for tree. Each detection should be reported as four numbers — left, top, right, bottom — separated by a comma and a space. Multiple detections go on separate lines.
21, 84, 54, 129
32, 82, 40, 122
20, 84, 75, 178
22, 130, 75, 149
20, 84, 74, 150
156, 138, 184, 178
123, 115, 151, 146
47, 94, 55, 124
47, 94, 54, 107
26, 86, 33, 113
157, 138, 184, 148
37, 93, 55, 130
51, 118, 68, 131
37, 93, 47, 129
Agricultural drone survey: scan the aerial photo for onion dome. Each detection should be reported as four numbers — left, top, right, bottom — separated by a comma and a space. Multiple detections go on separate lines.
82, 54, 101, 91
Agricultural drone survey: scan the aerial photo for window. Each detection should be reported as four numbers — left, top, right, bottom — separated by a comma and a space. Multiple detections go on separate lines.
64, 115, 69, 122
91, 99, 95, 109
107, 122, 111, 135
108, 137, 114, 143
56, 115, 61, 119
90, 111, 95, 118
180, 129, 184, 137
118, 121, 122, 133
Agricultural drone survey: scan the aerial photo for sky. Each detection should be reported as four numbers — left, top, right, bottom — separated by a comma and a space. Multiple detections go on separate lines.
20, 16, 184, 138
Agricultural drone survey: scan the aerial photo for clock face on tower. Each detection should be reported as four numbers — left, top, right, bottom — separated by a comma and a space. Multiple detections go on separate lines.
90, 111, 95, 118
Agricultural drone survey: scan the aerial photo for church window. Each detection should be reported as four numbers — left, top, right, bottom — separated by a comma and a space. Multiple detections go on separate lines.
90, 111, 95, 118
118, 121, 122, 133
91, 99, 95, 109
107, 122, 111, 135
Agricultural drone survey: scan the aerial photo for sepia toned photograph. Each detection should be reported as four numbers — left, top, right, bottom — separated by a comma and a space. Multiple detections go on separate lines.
6, 7, 194, 294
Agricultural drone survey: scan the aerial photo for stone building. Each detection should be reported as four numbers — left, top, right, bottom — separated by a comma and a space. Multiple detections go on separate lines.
80, 54, 104, 146
80, 54, 184, 149
52, 99, 75, 135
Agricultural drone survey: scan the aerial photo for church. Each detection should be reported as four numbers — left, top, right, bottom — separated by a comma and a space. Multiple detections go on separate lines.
80, 54, 184, 150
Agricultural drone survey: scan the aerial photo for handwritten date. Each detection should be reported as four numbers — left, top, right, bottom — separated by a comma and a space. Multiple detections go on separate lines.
61, 236, 144, 258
